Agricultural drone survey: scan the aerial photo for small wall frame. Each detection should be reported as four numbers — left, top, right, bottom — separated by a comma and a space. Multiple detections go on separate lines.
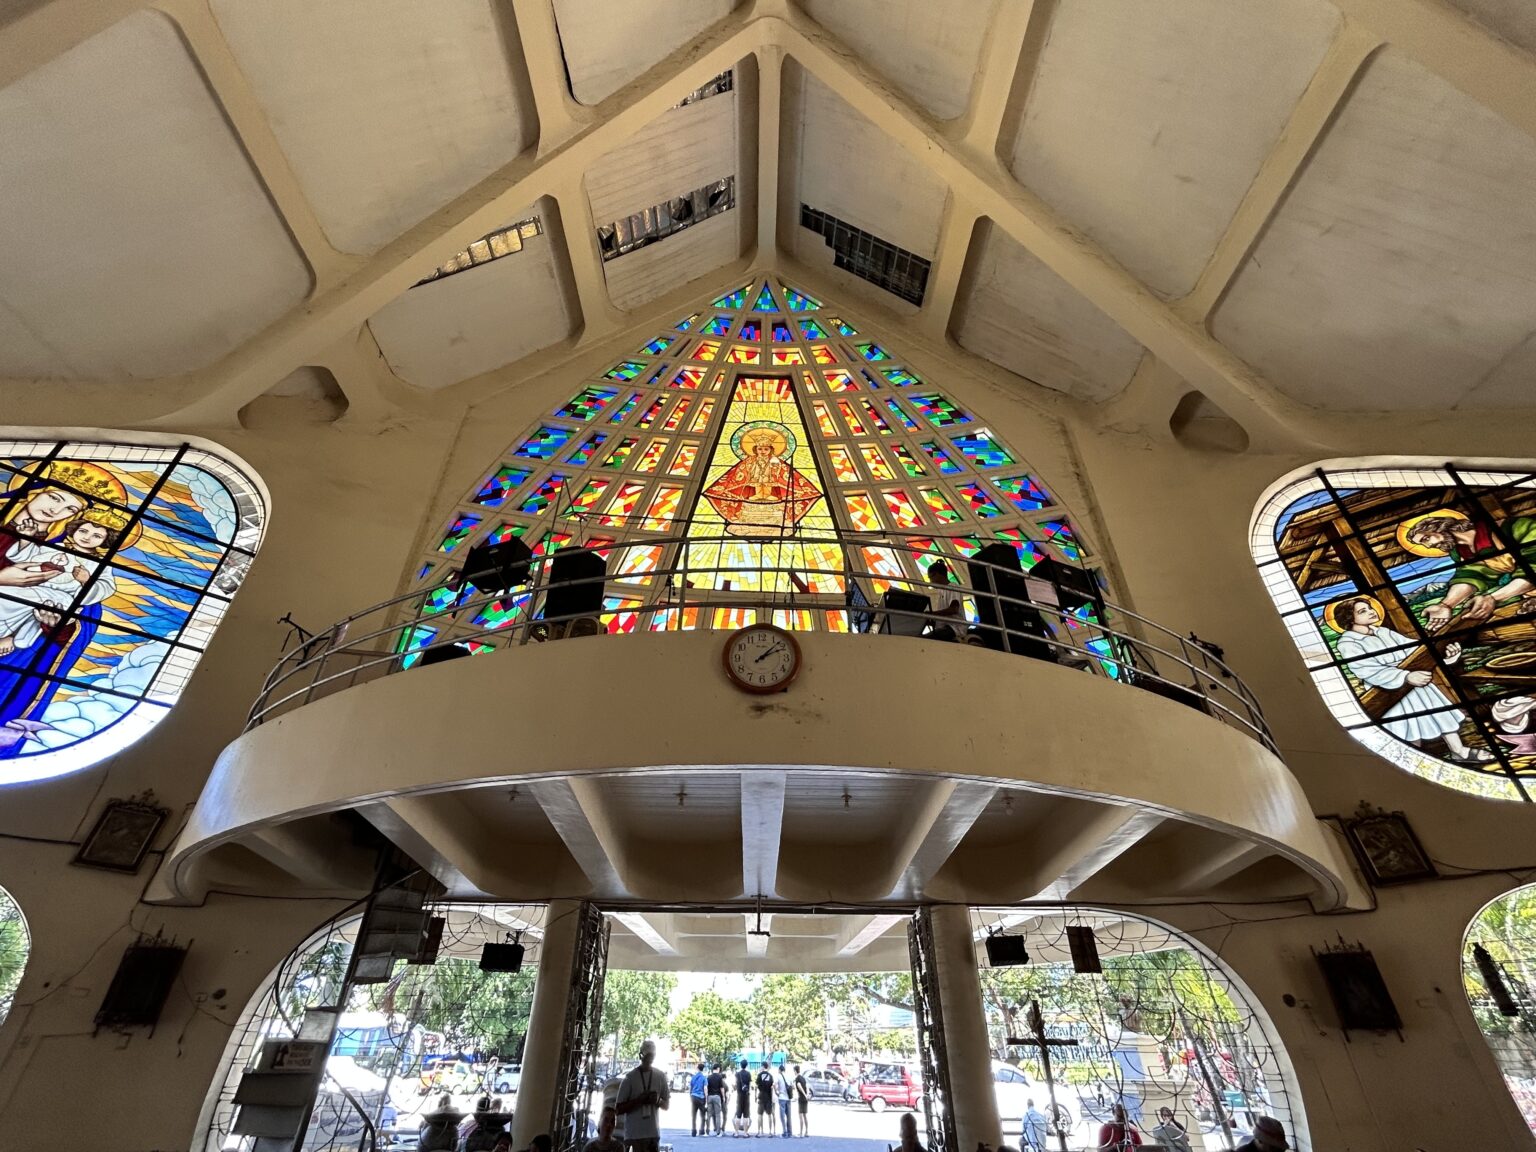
72, 797, 168, 873
1343, 807, 1437, 886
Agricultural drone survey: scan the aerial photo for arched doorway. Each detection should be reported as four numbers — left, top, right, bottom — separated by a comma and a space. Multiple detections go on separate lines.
972, 908, 1307, 1151
1464, 884, 1536, 1138
0, 885, 29, 1028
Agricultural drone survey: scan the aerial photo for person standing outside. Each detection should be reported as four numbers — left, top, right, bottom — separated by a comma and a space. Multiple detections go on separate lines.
791, 1065, 809, 1137
755, 1062, 775, 1136
895, 1112, 927, 1152
1235, 1116, 1288, 1151
690, 1062, 709, 1137
734, 1060, 752, 1137
1094, 1103, 1142, 1149
1020, 1100, 1049, 1152
615, 1039, 670, 1152
707, 1064, 727, 1136
775, 1064, 792, 1138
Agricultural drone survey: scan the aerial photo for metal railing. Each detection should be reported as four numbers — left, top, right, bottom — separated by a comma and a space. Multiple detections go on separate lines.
246, 531, 1273, 751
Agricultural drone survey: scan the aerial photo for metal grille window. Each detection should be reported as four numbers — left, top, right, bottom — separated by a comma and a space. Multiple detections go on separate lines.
597, 177, 736, 262
799, 205, 932, 306
677, 69, 734, 108
416, 217, 544, 287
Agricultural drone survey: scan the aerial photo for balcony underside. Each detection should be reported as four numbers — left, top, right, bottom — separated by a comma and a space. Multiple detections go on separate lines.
151, 632, 1363, 911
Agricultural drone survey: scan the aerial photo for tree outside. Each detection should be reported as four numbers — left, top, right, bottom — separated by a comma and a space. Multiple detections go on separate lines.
0, 889, 26, 1025
671, 989, 751, 1064
602, 970, 676, 1067
1465, 884, 1536, 1134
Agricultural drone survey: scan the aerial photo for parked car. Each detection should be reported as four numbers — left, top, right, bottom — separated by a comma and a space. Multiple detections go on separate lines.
991, 1060, 1073, 1130
804, 1068, 852, 1100
491, 1063, 522, 1095
418, 1057, 481, 1096
858, 1061, 922, 1112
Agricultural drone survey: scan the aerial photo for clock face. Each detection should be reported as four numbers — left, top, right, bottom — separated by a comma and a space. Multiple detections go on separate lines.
723, 624, 801, 693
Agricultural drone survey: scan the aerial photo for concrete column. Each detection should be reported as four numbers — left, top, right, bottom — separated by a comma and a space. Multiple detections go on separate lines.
514, 900, 582, 1147
929, 904, 1003, 1151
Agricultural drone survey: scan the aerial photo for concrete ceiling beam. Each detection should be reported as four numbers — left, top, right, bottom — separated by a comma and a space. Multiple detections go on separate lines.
612, 910, 681, 956
1017, 804, 1164, 902
887, 780, 997, 899
752, 43, 785, 263
1176, 20, 1382, 324
508, 0, 590, 154
244, 822, 375, 891
745, 910, 775, 958
529, 778, 630, 897
1334, 0, 1536, 142
154, 0, 353, 297
1164, 839, 1273, 897
769, 10, 1324, 450
741, 771, 788, 899
835, 913, 908, 957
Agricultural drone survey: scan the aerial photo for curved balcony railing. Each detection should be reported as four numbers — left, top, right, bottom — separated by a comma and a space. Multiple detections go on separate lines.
247, 531, 1273, 751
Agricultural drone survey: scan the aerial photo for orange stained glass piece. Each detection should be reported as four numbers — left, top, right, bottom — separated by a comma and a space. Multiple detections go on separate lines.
882, 489, 923, 529
713, 606, 758, 630
827, 445, 859, 482
602, 482, 646, 526
919, 487, 962, 522
691, 339, 721, 361
860, 399, 891, 434
844, 491, 881, 533
771, 348, 805, 365
727, 345, 761, 365
649, 605, 701, 630
668, 443, 699, 476
824, 610, 850, 633
823, 370, 858, 392
672, 368, 706, 389
860, 444, 894, 480
642, 485, 684, 531
602, 598, 645, 634
838, 400, 866, 435
811, 400, 838, 438
772, 609, 814, 631
635, 397, 668, 429
615, 541, 664, 583
635, 438, 668, 472
663, 398, 693, 431
800, 371, 819, 393
690, 398, 716, 431
861, 545, 907, 595
566, 478, 612, 517
809, 345, 836, 365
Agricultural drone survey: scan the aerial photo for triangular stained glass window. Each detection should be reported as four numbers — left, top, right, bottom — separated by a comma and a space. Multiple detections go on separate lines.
411, 276, 1097, 641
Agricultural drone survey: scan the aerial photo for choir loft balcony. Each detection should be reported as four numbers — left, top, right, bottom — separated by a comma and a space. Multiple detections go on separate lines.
151, 533, 1363, 912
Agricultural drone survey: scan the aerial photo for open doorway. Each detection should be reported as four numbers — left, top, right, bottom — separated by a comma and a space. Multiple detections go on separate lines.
590, 908, 937, 1152
971, 908, 1306, 1152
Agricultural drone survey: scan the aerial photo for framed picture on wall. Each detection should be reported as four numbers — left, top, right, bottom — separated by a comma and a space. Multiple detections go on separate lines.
72, 798, 168, 873
1315, 945, 1402, 1035
1342, 809, 1437, 886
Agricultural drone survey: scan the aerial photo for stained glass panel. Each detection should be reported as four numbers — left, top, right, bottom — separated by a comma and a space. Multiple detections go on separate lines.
662, 399, 693, 432
920, 442, 963, 475
993, 474, 1053, 512
811, 401, 838, 438
884, 367, 922, 387
608, 393, 642, 424
860, 400, 891, 434
918, 489, 961, 523
690, 399, 716, 432
855, 343, 889, 361
771, 322, 793, 342
908, 393, 969, 427
639, 335, 673, 356
882, 490, 923, 529
837, 401, 866, 435
713, 284, 750, 308
514, 426, 573, 460
726, 346, 760, 365
439, 514, 480, 552
771, 348, 805, 366
782, 285, 820, 311
957, 482, 1003, 518
557, 386, 619, 421
642, 486, 684, 531
602, 438, 638, 469
704, 315, 733, 336
568, 435, 607, 468
883, 398, 919, 431
676, 312, 701, 330
809, 345, 836, 365
604, 361, 645, 382
859, 445, 894, 480
891, 444, 926, 478
566, 479, 611, 519
472, 466, 531, 508
517, 475, 567, 516
672, 368, 706, 390
799, 318, 827, 339
668, 444, 699, 477
950, 429, 1014, 468
739, 320, 761, 341
635, 399, 668, 429
601, 483, 645, 527
691, 340, 721, 362
751, 284, 779, 312
827, 446, 859, 483
844, 492, 881, 533
823, 370, 858, 393
828, 316, 857, 336
635, 439, 668, 473
1039, 518, 1082, 560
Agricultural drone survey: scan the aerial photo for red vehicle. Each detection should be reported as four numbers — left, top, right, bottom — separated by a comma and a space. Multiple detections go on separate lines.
857, 1061, 922, 1112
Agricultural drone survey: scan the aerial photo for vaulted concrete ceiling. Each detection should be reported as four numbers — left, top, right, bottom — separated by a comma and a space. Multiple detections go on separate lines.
2, 0, 1535, 446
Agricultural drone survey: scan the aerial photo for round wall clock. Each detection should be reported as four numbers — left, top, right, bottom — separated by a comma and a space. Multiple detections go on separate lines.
722, 624, 802, 694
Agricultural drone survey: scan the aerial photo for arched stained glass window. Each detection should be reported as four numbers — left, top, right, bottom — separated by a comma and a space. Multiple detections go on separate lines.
408, 277, 1099, 649
1465, 885, 1536, 1138
0, 438, 266, 783
1252, 461, 1536, 801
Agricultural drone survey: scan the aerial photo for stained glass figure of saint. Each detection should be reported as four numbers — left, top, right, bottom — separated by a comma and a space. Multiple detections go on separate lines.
701, 421, 823, 537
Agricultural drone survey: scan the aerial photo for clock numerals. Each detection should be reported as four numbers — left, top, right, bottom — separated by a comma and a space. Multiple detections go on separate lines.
724, 626, 799, 693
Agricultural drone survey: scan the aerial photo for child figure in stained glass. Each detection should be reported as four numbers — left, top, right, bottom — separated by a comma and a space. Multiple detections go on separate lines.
1330, 594, 1491, 762
0, 510, 121, 656
702, 423, 822, 537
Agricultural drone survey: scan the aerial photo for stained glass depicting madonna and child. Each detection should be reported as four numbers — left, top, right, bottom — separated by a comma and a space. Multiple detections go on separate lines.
408, 276, 1100, 644
1253, 464, 1536, 801
0, 442, 265, 782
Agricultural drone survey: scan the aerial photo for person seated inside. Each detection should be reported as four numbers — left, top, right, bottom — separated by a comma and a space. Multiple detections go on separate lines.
583, 1107, 624, 1152
1094, 1103, 1142, 1149
925, 561, 965, 641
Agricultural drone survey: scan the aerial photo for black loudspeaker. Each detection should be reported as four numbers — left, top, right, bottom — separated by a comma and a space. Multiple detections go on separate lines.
479, 942, 526, 973
462, 537, 533, 594
410, 916, 446, 966
96, 943, 186, 1029
418, 643, 471, 667
985, 934, 1030, 967
967, 543, 1054, 661
1031, 557, 1099, 616
1065, 926, 1102, 974
543, 548, 607, 622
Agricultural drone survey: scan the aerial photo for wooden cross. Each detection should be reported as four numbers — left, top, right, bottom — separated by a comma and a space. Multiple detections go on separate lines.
1007, 1000, 1080, 1152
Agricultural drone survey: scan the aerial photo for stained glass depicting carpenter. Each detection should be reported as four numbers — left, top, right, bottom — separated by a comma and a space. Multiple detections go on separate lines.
0, 444, 265, 782
1253, 464, 1536, 801
409, 275, 1092, 640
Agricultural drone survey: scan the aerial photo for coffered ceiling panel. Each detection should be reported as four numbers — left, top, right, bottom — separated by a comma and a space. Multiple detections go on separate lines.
1448, 0, 1536, 55
554, 0, 741, 105
797, 0, 998, 121
369, 205, 575, 391
1008, 0, 1339, 299
0, 11, 310, 380
212, 0, 536, 255
1213, 49, 1536, 411
952, 220, 1145, 402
